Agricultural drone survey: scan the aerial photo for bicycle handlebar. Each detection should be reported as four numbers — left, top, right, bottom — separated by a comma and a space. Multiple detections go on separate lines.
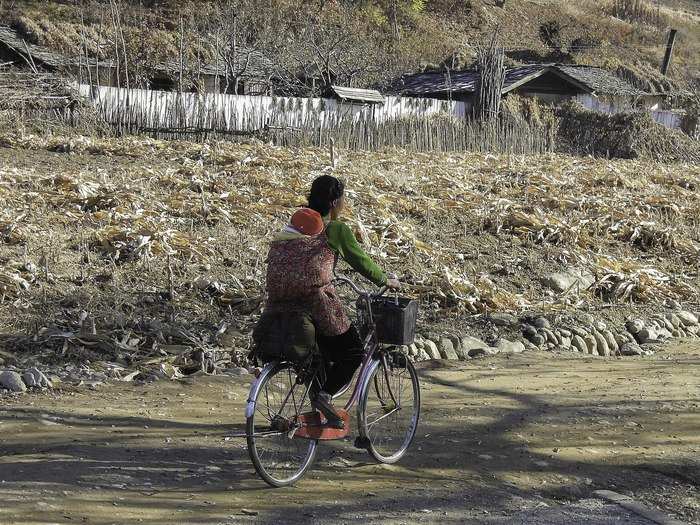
333, 273, 396, 298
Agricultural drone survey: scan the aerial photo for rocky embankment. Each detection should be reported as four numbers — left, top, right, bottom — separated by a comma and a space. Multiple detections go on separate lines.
405, 308, 700, 361
4, 307, 698, 396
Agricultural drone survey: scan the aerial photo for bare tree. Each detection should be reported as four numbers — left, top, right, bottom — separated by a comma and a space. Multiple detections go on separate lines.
269, 5, 387, 96
207, 0, 273, 95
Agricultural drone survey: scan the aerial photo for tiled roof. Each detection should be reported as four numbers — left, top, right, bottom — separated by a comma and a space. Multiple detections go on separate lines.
390, 64, 650, 97
556, 65, 648, 96
0, 25, 105, 68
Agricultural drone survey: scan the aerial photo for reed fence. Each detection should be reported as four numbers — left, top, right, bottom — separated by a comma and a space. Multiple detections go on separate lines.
76, 84, 554, 154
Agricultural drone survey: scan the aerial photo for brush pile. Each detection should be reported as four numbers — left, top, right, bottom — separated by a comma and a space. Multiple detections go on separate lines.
0, 71, 108, 134
556, 101, 700, 163
0, 132, 697, 379
0, 71, 81, 117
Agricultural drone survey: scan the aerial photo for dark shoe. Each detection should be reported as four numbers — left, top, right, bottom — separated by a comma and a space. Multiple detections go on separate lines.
311, 391, 344, 429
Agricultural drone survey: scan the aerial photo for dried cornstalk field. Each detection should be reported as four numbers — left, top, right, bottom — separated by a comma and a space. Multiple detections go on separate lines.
0, 131, 697, 366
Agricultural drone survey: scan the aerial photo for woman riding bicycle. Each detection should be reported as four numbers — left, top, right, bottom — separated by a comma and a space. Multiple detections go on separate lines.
254, 175, 399, 428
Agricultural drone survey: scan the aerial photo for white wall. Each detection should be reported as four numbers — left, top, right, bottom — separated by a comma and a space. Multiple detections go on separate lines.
649, 109, 683, 130
77, 84, 469, 131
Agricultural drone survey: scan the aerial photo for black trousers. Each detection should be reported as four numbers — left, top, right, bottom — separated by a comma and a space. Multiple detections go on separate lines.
316, 324, 363, 395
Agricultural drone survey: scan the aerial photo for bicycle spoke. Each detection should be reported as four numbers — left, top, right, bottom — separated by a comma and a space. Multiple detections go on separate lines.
361, 355, 419, 463
366, 407, 400, 427
247, 363, 318, 486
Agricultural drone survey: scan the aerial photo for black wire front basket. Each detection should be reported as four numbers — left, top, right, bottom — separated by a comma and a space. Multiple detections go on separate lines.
364, 296, 418, 346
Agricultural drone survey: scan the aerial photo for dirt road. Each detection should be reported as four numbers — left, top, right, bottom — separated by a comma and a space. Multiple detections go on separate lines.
1, 344, 698, 524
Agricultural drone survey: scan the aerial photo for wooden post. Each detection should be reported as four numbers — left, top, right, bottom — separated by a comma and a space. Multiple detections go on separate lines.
329, 137, 336, 168
179, 15, 184, 93
660, 29, 677, 76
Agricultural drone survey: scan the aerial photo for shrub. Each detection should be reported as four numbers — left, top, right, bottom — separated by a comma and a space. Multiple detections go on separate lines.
539, 20, 564, 51
610, 0, 668, 29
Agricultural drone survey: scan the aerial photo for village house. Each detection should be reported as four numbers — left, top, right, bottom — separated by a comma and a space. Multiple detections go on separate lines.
2, 23, 685, 134
0, 25, 274, 95
0, 25, 119, 85
388, 64, 667, 114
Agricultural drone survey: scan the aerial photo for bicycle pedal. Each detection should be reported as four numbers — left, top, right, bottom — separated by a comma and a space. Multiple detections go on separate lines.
353, 436, 370, 449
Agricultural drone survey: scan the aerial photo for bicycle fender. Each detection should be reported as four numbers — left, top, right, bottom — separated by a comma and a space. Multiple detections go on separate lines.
245, 398, 255, 418
245, 363, 274, 418
245, 376, 262, 418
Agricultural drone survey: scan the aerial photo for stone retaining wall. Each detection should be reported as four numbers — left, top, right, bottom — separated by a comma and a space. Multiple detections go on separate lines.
407, 309, 700, 361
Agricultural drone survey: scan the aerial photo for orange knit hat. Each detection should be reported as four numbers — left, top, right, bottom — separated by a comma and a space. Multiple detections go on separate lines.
291, 208, 324, 236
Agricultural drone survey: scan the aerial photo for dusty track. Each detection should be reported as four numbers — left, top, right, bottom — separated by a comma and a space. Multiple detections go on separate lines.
1, 342, 698, 524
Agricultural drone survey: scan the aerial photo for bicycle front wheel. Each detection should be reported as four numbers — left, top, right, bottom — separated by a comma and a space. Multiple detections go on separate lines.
246, 362, 317, 487
358, 352, 420, 464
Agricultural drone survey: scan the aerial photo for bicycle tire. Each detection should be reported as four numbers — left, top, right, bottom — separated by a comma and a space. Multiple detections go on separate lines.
357, 352, 420, 464
246, 362, 318, 487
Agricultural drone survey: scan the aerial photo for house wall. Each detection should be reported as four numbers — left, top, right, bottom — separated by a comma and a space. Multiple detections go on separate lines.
65, 66, 266, 96
650, 109, 683, 130
576, 93, 663, 113
206, 75, 272, 95
199, 74, 219, 94
515, 91, 665, 114
407, 92, 473, 103
517, 92, 571, 105
65, 64, 118, 87
638, 95, 664, 111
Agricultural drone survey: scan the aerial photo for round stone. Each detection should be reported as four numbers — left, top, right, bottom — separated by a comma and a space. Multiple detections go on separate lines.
571, 335, 587, 353
677, 311, 699, 327
625, 319, 645, 334
0, 371, 27, 392
522, 324, 538, 338
533, 317, 550, 329
530, 334, 546, 346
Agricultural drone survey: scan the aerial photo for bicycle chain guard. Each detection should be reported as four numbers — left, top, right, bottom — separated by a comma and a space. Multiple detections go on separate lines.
293, 409, 351, 440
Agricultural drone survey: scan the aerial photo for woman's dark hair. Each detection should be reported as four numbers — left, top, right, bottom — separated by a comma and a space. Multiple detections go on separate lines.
308, 175, 345, 216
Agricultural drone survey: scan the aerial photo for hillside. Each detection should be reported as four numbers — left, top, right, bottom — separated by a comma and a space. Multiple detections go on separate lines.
3, 0, 699, 93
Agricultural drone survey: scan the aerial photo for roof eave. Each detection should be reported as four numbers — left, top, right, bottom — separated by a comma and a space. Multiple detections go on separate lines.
338, 95, 385, 104
501, 67, 549, 95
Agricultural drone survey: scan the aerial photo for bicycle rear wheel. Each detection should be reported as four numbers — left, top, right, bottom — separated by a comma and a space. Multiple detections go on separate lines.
357, 351, 420, 464
246, 362, 317, 487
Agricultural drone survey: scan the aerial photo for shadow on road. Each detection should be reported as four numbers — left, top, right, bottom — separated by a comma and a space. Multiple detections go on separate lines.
0, 352, 698, 524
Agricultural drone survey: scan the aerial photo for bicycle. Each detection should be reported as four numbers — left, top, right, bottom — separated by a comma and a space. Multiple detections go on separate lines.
244, 274, 421, 487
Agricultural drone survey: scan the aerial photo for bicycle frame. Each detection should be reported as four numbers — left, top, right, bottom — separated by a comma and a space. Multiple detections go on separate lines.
245, 274, 400, 427
342, 331, 379, 411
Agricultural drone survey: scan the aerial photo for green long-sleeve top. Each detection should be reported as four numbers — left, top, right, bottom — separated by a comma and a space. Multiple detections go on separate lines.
325, 220, 387, 286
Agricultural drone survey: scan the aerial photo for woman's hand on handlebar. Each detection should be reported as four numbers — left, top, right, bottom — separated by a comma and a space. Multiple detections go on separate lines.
386, 274, 401, 290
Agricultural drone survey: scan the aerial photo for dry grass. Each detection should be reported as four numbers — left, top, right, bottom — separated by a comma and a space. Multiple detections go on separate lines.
0, 132, 697, 359
609, 0, 668, 29
4, 0, 699, 90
